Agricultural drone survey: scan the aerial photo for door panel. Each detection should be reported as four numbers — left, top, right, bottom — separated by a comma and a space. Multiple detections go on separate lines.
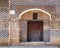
27, 21, 43, 42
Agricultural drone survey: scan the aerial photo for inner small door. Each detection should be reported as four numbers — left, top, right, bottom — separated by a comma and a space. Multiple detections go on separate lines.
27, 21, 43, 42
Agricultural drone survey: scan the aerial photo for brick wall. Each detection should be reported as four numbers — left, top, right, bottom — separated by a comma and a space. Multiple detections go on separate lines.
0, 0, 60, 46
9, 0, 60, 45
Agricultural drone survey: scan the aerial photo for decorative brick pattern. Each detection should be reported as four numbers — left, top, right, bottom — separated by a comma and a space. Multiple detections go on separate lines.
10, 0, 56, 19
0, 8, 9, 45
0, 29, 9, 38
0, 8, 9, 19
0, 8, 9, 29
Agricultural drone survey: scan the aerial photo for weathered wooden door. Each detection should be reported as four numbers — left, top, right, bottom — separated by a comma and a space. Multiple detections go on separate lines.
27, 21, 43, 42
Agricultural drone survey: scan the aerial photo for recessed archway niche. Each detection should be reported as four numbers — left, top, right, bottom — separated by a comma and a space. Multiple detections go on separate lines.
18, 9, 51, 44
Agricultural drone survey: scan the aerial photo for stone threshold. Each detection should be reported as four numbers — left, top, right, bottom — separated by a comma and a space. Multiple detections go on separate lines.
19, 42, 51, 46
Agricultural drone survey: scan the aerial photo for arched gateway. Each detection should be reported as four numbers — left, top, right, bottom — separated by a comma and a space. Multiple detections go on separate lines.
19, 9, 51, 42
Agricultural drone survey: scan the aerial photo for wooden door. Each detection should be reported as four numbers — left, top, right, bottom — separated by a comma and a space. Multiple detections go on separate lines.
27, 21, 43, 42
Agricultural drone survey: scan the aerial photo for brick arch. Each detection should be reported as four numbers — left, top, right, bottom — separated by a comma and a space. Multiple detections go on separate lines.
19, 8, 51, 20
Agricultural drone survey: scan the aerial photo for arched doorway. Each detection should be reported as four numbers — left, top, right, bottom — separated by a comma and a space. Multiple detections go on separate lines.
19, 9, 51, 42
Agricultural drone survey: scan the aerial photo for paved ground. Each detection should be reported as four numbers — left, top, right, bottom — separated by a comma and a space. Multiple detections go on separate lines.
0, 46, 59, 48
